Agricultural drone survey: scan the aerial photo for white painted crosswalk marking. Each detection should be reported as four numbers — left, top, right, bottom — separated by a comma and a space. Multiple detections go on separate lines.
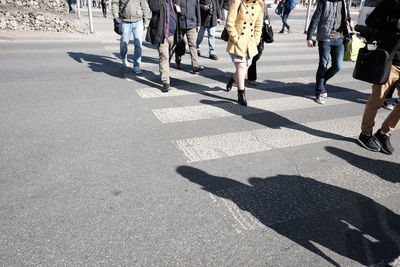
153, 95, 353, 124
135, 73, 355, 98
174, 115, 387, 162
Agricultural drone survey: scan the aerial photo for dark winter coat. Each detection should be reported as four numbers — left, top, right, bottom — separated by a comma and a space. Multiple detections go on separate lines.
306, 0, 351, 41
220, 0, 233, 10
146, 0, 181, 46
178, 0, 201, 30
366, 0, 400, 66
284, 0, 296, 10
199, 0, 221, 27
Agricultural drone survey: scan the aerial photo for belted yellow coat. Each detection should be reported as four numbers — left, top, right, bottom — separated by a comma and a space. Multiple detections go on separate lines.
226, 0, 264, 58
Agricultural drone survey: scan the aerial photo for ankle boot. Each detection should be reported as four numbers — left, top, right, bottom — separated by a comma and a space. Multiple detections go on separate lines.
238, 90, 247, 106
226, 76, 235, 92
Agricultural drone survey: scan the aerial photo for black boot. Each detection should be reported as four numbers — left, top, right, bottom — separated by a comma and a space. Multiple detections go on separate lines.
226, 76, 234, 91
238, 90, 247, 106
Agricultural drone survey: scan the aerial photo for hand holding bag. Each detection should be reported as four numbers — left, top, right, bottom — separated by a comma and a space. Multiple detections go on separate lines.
262, 22, 274, 43
353, 37, 400, 85
113, 0, 131, 35
343, 33, 365, 62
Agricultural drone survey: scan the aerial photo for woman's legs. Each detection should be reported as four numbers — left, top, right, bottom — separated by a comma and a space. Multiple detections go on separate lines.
234, 62, 248, 90
234, 62, 249, 106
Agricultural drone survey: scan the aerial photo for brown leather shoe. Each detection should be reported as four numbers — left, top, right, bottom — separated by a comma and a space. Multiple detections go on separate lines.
192, 65, 204, 73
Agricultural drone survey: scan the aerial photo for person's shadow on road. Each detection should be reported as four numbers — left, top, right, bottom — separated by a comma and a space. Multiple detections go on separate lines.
199, 95, 354, 142
326, 146, 400, 183
68, 52, 124, 79
177, 165, 400, 266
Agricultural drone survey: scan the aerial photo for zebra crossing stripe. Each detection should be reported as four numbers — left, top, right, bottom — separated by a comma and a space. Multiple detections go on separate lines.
136, 73, 354, 98
173, 115, 387, 162
135, 63, 354, 86
153, 95, 354, 124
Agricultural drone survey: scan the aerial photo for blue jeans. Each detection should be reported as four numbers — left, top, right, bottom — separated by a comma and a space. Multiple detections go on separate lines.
196, 26, 216, 55
281, 8, 292, 30
315, 38, 344, 95
120, 20, 144, 68
222, 9, 228, 25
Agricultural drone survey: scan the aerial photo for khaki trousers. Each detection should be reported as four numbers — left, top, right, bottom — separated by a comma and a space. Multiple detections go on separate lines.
361, 65, 400, 135
176, 28, 200, 68
158, 36, 176, 84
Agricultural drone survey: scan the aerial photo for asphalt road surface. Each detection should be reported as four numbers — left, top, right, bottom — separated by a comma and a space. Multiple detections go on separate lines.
1, 7, 399, 267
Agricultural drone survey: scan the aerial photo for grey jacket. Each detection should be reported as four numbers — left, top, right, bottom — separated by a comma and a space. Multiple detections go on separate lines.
112, 0, 150, 23
306, 0, 351, 41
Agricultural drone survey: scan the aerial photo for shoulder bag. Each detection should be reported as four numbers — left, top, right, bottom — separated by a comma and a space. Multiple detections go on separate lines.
114, 0, 132, 35
353, 37, 400, 85
221, 1, 241, 42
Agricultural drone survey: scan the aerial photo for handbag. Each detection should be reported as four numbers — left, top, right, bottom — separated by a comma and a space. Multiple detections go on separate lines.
275, 0, 284, 16
221, 28, 229, 42
175, 16, 186, 56
220, 2, 241, 42
113, 0, 131, 35
353, 38, 400, 85
343, 33, 365, 62
262, 23, 274, 43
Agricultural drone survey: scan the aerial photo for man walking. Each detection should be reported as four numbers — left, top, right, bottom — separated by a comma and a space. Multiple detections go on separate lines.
279, 0, 296, 34
358, 0, 400, 155
196, 0, 222, 60
306, 0, 351, 104
112, 0, 150, 74
146, 0, 181, 92
175, 0, 204, 73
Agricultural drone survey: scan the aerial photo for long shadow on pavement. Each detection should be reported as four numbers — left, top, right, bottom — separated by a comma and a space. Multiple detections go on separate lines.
199, 95, 354, 143
326, 146, 400, 183
68, 52, 124, 79
177, 166, 400, 266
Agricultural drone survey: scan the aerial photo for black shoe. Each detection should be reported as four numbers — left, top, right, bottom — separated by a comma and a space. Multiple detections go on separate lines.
287, 27, 291, 34
226, 76, 234, 92
382, 99, 395, 110
238, 90, 247, 106
358, 133, 381, 152
197, 50, 201, 57
175, 61, 182, 70
374, 130, 394, 155
162, 83, 170, 93
209, 54, 218, 60
279, 29, 284, 33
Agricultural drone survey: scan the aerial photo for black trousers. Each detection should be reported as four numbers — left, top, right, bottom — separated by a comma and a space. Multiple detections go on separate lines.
386, 80, 398, 99
247, 46, 263, 81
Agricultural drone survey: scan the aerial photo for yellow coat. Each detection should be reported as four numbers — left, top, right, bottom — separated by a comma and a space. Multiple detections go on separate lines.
226, 0, 264, 58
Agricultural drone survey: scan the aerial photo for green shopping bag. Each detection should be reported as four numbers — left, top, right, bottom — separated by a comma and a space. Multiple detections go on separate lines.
344, 34, 366, 62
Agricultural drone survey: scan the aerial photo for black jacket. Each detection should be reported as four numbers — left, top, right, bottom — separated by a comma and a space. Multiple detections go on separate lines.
366, 0, 400, 66
146, 0, 181, 47
199, 0, 221, 27
220, 0, 233, 10
178, 0, 201, 30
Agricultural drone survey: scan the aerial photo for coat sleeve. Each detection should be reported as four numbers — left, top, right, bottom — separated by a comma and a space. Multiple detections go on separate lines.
366, 0, 400, 32
306, 0, 323, 40
196, 0, 201, 27
148, 0, 164, 12
253, 3, 264, 44
111, 0, 120, 17
226, 0, 241, 44
140, 0, 151, 24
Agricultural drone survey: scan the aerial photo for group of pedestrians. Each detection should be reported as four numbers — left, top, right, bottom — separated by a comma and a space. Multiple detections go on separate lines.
112, 0, 399, 155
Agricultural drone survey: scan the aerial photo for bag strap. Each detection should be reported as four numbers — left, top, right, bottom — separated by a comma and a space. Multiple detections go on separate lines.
119, 0, 132, 18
